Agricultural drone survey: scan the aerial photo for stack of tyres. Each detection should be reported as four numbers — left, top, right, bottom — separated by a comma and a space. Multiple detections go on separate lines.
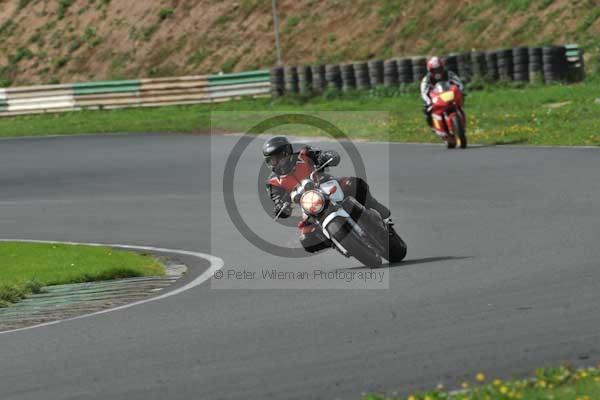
368, 60, 384, 87
325, 64, 342, 90
354, 62, 371, 90
528, 47, 543, 82
442, 54, 459, 75
496, 49, 513, 80
543, 45, 567, 83
383, 59, 399, 87
457, 52, 472, 82
397, 58, 414, 84
341, 63, 356, 92
284, 66, 299, 94
565, 44, 585, 83
471, 51, 487, 79
512, 47, 529, 82
311, 65, 326, 93
485, 51, 499, 81
412, 57, 427, 82
297, 65, 313, 94
270, 66, 285, 97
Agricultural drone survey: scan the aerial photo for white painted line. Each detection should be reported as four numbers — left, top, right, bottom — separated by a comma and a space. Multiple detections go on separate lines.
0, 239, 224, 335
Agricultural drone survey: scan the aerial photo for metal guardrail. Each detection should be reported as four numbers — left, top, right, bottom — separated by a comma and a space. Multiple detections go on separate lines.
0, 70, 270, 117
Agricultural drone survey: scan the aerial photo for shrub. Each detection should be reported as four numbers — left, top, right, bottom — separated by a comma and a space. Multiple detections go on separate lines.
159, 8, 175, 20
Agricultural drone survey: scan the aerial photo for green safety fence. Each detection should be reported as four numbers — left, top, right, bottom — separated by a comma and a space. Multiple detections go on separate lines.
207, 70, 270, 86
72, 80, 141, 96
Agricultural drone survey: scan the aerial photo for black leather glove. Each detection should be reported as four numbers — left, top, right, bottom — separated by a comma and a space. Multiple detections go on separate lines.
274, 201, 292, 218
318, 150, 340, 167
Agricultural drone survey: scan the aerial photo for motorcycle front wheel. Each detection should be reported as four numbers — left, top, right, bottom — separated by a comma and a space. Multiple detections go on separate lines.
384, 227, 407, 263
451, 114, 467, 149
327, 218, 382, 268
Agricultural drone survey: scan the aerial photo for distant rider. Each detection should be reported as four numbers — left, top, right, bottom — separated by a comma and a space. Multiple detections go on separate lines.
263, 136, 392, 253
420, 56, 464, 132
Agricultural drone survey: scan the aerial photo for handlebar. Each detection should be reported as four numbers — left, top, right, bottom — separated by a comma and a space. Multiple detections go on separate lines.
273, 202, 291, 221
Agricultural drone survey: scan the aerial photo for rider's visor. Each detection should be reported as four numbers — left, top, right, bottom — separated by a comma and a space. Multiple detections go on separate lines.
265, 153, 288, 167
431, 67, 444, 79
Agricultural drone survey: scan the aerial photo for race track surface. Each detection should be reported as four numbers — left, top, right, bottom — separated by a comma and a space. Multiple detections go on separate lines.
0, 133, 599, 400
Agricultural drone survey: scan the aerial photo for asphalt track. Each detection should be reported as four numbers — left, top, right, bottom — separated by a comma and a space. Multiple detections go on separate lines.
0, 133, 599, 399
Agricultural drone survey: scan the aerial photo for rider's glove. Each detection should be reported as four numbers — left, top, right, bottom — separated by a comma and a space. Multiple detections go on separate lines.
318, 150, 341, 167
423, 104, 433, 114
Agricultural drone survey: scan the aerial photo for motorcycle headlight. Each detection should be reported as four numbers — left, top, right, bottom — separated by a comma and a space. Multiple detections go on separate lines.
300, 190, 326, 215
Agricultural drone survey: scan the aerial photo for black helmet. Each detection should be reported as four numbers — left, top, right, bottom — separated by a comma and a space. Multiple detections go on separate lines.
262, 136, 294, 175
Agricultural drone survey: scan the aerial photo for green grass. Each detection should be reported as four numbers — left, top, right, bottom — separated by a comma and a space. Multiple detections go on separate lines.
0, 81, 599, 146
365, 364, 600, 400
0, 242, 164, 307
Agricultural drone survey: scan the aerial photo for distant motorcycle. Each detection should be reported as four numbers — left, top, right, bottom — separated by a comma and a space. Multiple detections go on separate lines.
276, 159, 407, 268
429, 81, 467, 149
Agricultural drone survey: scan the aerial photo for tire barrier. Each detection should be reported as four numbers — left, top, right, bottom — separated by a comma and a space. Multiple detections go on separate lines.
512, 47, 529, 82
325, 64, 342, 90
442, 54, 459, 77
457, 52, 472, 82
485, 51, 499, 81
341, 63, 356, 92
565, 44, 585, 83
528, 47, 543, 82
543, 45, 567, 83
354, 62, 371, 90
383, 59, 398, 87
311, 64, 326, 93
471, 51, 487, 79
496, 49, 513, 81
0, 70, 271, 117
297, 65, 312, 94
270, 67, 284, 97
397, 58, 413, 84
412, 57, 427, 82
368, 60, 384, 87
284, 66, 299, 94
265, 43, 581, 97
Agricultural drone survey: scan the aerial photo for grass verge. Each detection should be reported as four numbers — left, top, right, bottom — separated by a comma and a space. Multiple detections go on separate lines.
365, 364, 600, 400
0, 81, 599, 146
0, 242, 164, 307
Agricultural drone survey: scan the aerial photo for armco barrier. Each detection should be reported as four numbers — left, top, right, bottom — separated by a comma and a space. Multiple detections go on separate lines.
0, 70, 270, 117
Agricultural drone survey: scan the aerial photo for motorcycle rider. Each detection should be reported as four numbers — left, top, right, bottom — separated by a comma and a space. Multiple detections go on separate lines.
420, 56, 465, 133
263, 136, 392, 253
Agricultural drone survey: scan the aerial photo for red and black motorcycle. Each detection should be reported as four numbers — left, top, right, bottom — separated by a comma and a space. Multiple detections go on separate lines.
429, 81, 467, 149
276, 159, 407, 268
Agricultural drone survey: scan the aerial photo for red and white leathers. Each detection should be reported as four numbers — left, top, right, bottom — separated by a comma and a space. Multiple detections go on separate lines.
420, 70, 464, 108
421, 70, 464, 138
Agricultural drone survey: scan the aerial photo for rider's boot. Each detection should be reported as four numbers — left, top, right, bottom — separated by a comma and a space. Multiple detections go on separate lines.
366, 197, 391, 221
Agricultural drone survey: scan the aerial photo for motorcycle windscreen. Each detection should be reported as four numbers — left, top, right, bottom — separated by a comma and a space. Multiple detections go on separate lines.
440, 91, 455, 103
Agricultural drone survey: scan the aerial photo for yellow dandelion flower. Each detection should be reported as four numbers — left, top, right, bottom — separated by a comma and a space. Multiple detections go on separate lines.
476, 373, 486, 382
537, 380, 547, 388
461, 382, 469, 389
408, 395, 417, 400
500, 386, 508, 394
581, 371, 589, 378
493, 379, 502, 386
424, 395, 433, 400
